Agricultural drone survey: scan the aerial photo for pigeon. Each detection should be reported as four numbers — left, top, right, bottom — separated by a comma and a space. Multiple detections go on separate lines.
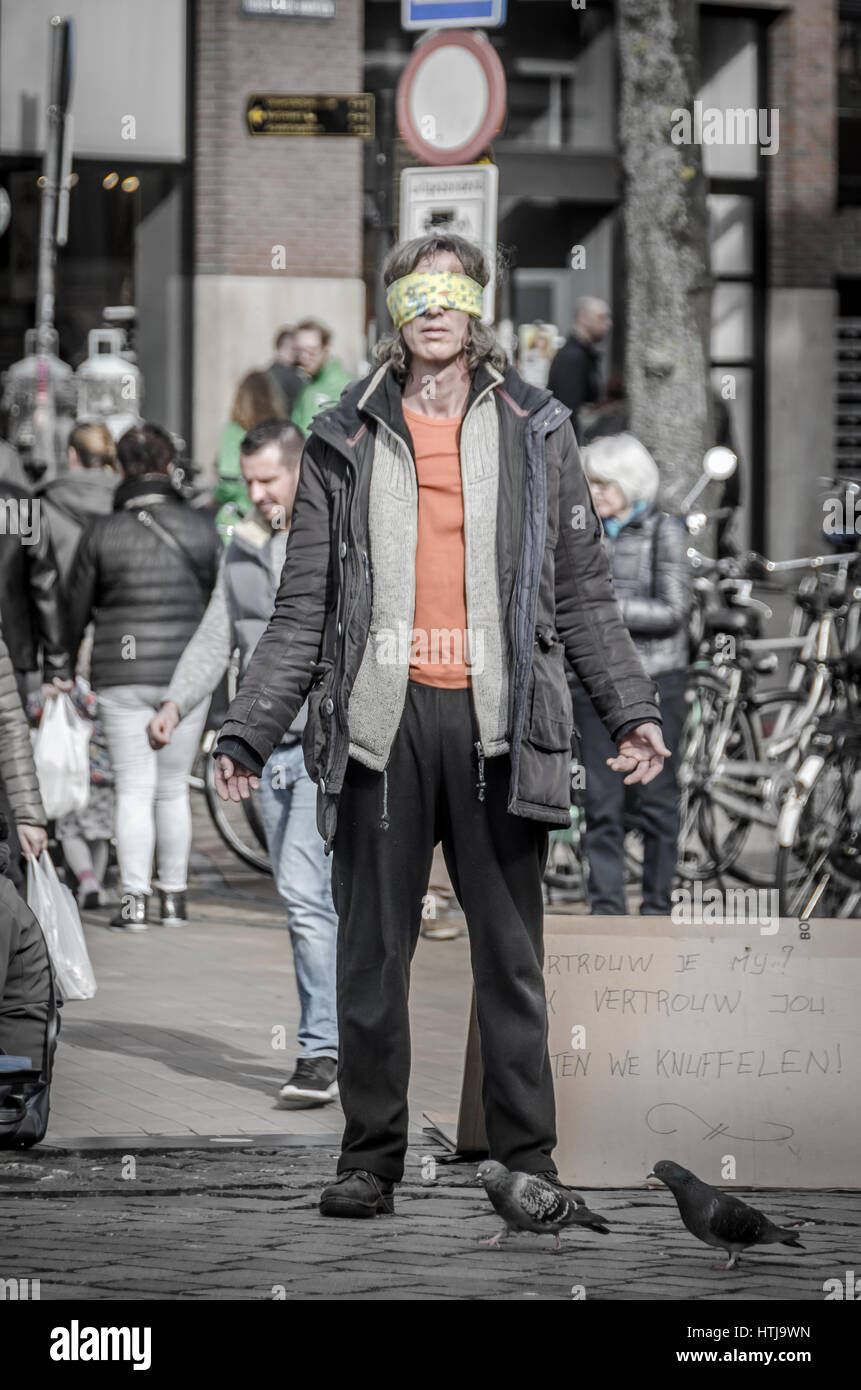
648, 1159, 806, 1270
475, 1160, 611, 1253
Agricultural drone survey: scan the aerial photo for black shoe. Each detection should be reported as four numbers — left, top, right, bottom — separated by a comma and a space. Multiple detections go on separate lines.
279, 1057, 338, 1105
109, 892, 149, 932
319, 1169, 395, 1219
158, 891, 187, 926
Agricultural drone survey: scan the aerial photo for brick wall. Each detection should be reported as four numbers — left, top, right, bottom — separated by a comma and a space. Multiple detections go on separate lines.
767, 0, 837, 288
194, 0, 363, 278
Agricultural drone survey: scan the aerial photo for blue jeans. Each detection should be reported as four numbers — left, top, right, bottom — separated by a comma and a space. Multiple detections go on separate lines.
257, 743, 338, 1059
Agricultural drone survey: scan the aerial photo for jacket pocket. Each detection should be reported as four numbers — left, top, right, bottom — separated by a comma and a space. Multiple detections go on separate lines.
302, 659, 336, 782
527, 637, 573, 752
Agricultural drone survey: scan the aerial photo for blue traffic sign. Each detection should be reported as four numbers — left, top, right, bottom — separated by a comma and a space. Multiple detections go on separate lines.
402, 0, 507, 31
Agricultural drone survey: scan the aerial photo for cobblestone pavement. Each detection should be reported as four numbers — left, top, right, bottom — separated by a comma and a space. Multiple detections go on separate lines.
47, 805, 477, 1145
1, 1145, 857, 1301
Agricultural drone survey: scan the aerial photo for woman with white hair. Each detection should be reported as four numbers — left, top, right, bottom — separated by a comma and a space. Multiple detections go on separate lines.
577, 432, 693, 915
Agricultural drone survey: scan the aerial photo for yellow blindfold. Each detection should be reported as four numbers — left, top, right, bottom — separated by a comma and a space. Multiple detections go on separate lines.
386, 272, 484, 329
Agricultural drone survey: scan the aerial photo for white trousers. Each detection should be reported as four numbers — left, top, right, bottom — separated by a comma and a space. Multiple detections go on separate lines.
98, 684, 209, 895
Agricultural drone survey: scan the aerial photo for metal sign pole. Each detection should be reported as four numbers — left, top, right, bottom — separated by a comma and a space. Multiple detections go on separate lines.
35, 16, 73, 355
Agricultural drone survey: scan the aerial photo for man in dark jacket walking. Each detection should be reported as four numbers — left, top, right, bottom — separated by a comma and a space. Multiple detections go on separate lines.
0, 480, 72, 698
547, 297, 612, 432
214, 235, 668, 1217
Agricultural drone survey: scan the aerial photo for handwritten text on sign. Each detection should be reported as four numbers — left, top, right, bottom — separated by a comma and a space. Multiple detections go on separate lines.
544, 927, 859, 1189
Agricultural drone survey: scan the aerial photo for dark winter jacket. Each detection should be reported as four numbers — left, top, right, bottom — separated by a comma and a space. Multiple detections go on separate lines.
0, 629, 45, 828
0, 872, 54, 1075
216, 361, 660, 853
36, 469, 119, 583
603, 504, 692, 677
547, 335, 602, 423
65, 474, 220, 689
0, 481, 71, 683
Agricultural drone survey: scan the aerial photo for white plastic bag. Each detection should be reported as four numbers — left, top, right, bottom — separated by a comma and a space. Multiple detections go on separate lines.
26, 851, 97, 1001
33, 693, 91, 820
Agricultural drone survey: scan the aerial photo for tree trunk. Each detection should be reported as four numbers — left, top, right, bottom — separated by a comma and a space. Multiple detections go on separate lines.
617, 0, 713, 509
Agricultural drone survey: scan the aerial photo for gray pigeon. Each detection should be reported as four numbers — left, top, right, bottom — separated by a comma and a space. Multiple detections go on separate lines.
475, 1160, 611, 1253
648, 1159, 806, 1270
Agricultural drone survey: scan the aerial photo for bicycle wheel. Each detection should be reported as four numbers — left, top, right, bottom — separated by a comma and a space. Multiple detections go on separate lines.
203, 747, 272, 874
727, 689, 809, 888
777, 745, 861, 918
676, 671, 758, 881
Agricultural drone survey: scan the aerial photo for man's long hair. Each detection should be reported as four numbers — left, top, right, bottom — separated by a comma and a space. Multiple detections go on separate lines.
374, 234, 508, 381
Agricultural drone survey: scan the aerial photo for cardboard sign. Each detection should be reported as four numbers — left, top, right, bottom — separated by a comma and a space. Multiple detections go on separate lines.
457, 917, 861, 1189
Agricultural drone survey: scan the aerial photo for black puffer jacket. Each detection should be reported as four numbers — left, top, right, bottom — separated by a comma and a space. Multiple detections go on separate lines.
604, 504, 692, 677
217, 362, 661, 852
0, 481, 71, 682
66, 475, 220, 688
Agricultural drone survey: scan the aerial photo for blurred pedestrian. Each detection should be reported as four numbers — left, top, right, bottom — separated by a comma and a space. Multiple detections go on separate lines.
0, 477, 72, 894
36, 422, 119, 582
66, 423, 220, 930
267, 327, 304, 417
147, 420, 339, 1104
0, 622, 56, 1145
213, 233, 665, 1218
547, 297, 612, 433
0, 478, 72, 702
290, 319, 351, 438
577, 432, 692, 915
0, 625, 48, 892
213, 371, 286, 536
34, 424, 118, 910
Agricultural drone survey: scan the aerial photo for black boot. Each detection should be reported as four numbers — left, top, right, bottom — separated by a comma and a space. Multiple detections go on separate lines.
158, 891, 187, 926
319, 1170, 395, 1219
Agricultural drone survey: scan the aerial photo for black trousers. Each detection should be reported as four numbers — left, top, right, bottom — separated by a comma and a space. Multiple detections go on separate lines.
574, 669, 687, 915
330, 679, 556, 1182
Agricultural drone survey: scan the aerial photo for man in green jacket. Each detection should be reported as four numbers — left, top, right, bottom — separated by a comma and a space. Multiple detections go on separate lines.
290, 319, 352, 437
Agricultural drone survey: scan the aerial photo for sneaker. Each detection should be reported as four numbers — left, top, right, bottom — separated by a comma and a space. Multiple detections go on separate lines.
319, 1169, 395, 1219
420, 919, 461, 941
158, 891, 187, 926
109, 892, 149, 932
279, 1057, 338, 1105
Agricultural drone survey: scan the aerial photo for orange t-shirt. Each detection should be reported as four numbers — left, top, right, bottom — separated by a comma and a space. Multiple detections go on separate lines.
403, 406, 470, 689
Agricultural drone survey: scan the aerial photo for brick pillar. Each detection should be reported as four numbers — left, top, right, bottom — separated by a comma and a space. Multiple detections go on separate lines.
193, 0, 365, 467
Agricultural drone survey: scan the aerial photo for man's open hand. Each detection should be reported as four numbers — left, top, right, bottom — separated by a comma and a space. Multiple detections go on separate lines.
214, 754, 260, 802
606, 721, 671, 786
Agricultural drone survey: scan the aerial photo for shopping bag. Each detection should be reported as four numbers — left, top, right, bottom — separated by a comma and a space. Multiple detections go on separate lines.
26, 852, 97, 1001
33, 693, 91, 820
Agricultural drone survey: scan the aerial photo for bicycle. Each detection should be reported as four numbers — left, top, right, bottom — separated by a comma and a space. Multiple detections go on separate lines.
675, 547, 860, 887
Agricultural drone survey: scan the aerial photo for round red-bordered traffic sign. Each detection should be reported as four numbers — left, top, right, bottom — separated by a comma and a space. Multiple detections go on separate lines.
396, 29, 507, 167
